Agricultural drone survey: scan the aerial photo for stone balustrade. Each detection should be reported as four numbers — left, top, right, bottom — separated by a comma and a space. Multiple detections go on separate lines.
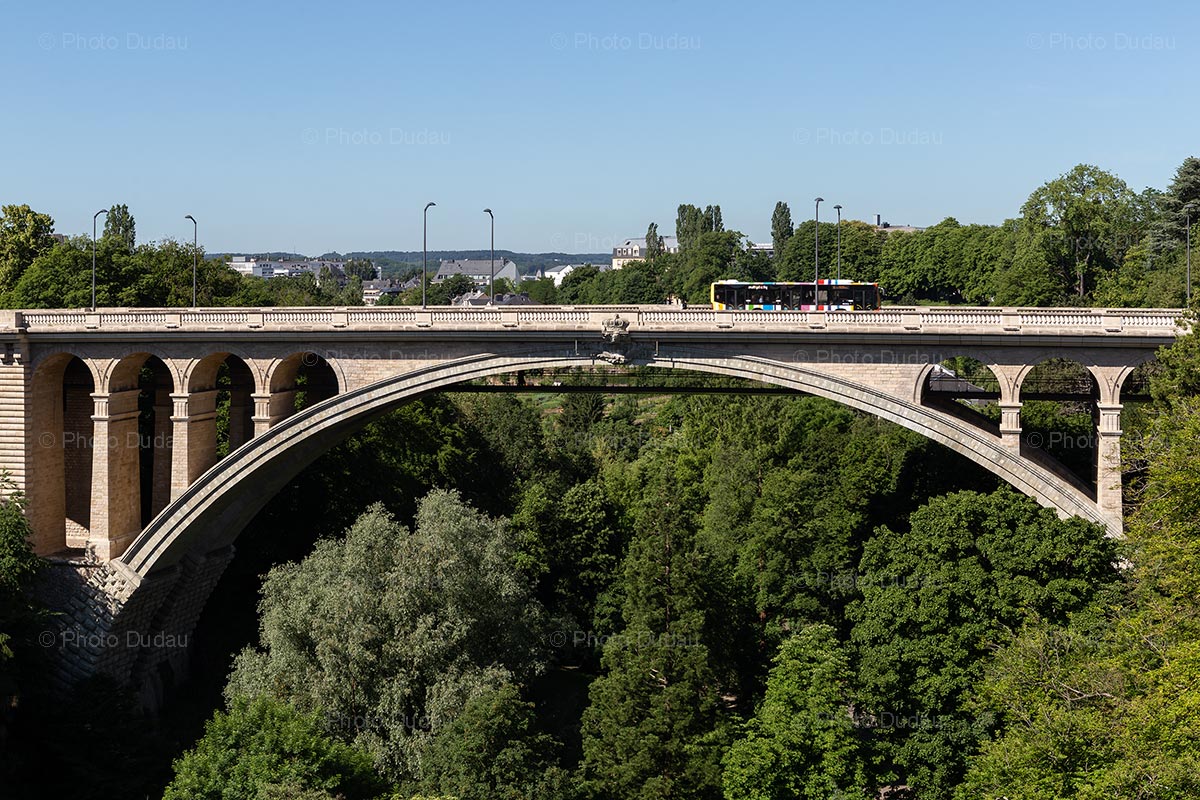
0, 305, 1185, 337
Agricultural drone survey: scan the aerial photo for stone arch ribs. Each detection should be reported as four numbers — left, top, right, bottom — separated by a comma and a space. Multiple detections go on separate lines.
118, 344, 1118, 583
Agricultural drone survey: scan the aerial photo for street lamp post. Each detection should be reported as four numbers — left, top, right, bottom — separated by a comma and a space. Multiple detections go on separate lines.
833, 204, 843, 281
91, 208, 108, 311
422, 202, 436, 308
484, 208, 495, 301
185, 215, 198, 307
813, 197, 824, 309
1186, 203, 1195, 305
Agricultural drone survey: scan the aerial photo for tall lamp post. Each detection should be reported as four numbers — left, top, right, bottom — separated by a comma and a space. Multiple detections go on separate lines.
91, 208, 108, 311
1186, 203, 1195, 305
422, 202, 436, 308
813, 197, 824, 309
833, 204, 843, 281
484, 208, 495, 300
184, 215, 198, 307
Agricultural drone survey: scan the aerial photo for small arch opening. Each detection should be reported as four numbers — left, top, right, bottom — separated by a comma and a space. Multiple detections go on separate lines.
28, 354, 95, 554
138, 356, 175, 526
268, 353, 339, 426
62, 358, 96, 547
1018, 358, 1099, 489
921, 356, 1002, 432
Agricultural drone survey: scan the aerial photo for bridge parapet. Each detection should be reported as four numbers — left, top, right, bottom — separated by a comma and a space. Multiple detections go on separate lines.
5, 305, 1187, 337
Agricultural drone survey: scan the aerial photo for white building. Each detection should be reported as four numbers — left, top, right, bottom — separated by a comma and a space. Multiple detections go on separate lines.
226, 257, 348, 281
361, 278, 408, 306
611, 236, 680, 269
540, 263, 603, 287
226, 256, 277, 278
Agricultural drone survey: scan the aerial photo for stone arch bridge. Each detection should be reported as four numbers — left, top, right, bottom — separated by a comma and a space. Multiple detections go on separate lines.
0, 304, 1181, 702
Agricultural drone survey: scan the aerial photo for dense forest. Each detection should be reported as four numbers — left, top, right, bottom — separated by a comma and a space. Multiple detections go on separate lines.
1, 155, 1199, 799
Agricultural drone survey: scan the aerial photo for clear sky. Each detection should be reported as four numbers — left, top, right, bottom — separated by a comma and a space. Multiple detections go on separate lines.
3, 0, 1195, 255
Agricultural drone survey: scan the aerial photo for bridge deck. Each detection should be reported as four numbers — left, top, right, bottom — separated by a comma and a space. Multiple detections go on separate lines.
0, 306, 1184, 339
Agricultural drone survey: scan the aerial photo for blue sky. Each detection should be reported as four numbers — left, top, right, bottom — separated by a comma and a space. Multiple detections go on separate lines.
3, 0, 1195, 254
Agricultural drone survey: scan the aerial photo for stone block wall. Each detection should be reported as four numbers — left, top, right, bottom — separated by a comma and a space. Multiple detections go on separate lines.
34, 545, 234, 710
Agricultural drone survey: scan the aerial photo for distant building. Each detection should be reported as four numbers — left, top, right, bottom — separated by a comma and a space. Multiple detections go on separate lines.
611, 236, 680, 269
226, 256, 277, 278
540, 263, 602, 287
452, 290, 541, 307
433, 258, 519, 287
748, 242, 775, 258
362, 278, 407, 306
873, 214, 924, 234
225, 257, 348, 283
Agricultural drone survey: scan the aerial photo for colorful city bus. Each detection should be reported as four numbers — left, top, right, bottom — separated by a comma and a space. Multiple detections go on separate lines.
710, 279, 882, 311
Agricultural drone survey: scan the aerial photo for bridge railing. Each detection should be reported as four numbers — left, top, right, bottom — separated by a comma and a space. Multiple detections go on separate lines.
0, 306, 1185, 337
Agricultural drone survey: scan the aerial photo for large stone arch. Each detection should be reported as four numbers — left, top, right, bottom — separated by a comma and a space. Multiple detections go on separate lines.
117, 346, 1113, 582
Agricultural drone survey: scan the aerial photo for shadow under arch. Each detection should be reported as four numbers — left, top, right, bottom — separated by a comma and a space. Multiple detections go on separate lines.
916, 355, 1004, 436
117, 346, 1115, 582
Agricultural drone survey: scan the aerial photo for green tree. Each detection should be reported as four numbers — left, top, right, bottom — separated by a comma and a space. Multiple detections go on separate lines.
424, 273, 476, 304
999, 164, 1137, 301
703, 205, 724, 233
102, 203, 136, 253
559, 265, 602, 304
579, 462, 731, 800
225, 492, 547, 783
770, 202, 793, 257
777, 220, 874, 285
676, 204, 705, 251
722, 625, 868, 800
995, 226, 1065, 306
512, 477, 626, 630
343, 259, 378, 281
164, 695, 384, 800
417, 682, 569, 800
7, 238, 94, 309
0, 472, 42, 726
849, 488, 1118, 798
0, 204, 56, 297
1148, 156, 1200, 249
666, 230, 742, 304
523, 276, 558, 304
646, 222, 664, 260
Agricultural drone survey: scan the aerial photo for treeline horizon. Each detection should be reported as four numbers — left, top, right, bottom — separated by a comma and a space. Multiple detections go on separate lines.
1, 156, 1196, 309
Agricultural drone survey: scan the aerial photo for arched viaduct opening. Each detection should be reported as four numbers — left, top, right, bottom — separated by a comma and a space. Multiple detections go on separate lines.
26, 350, 340, 561
118, 348, 1115, 583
